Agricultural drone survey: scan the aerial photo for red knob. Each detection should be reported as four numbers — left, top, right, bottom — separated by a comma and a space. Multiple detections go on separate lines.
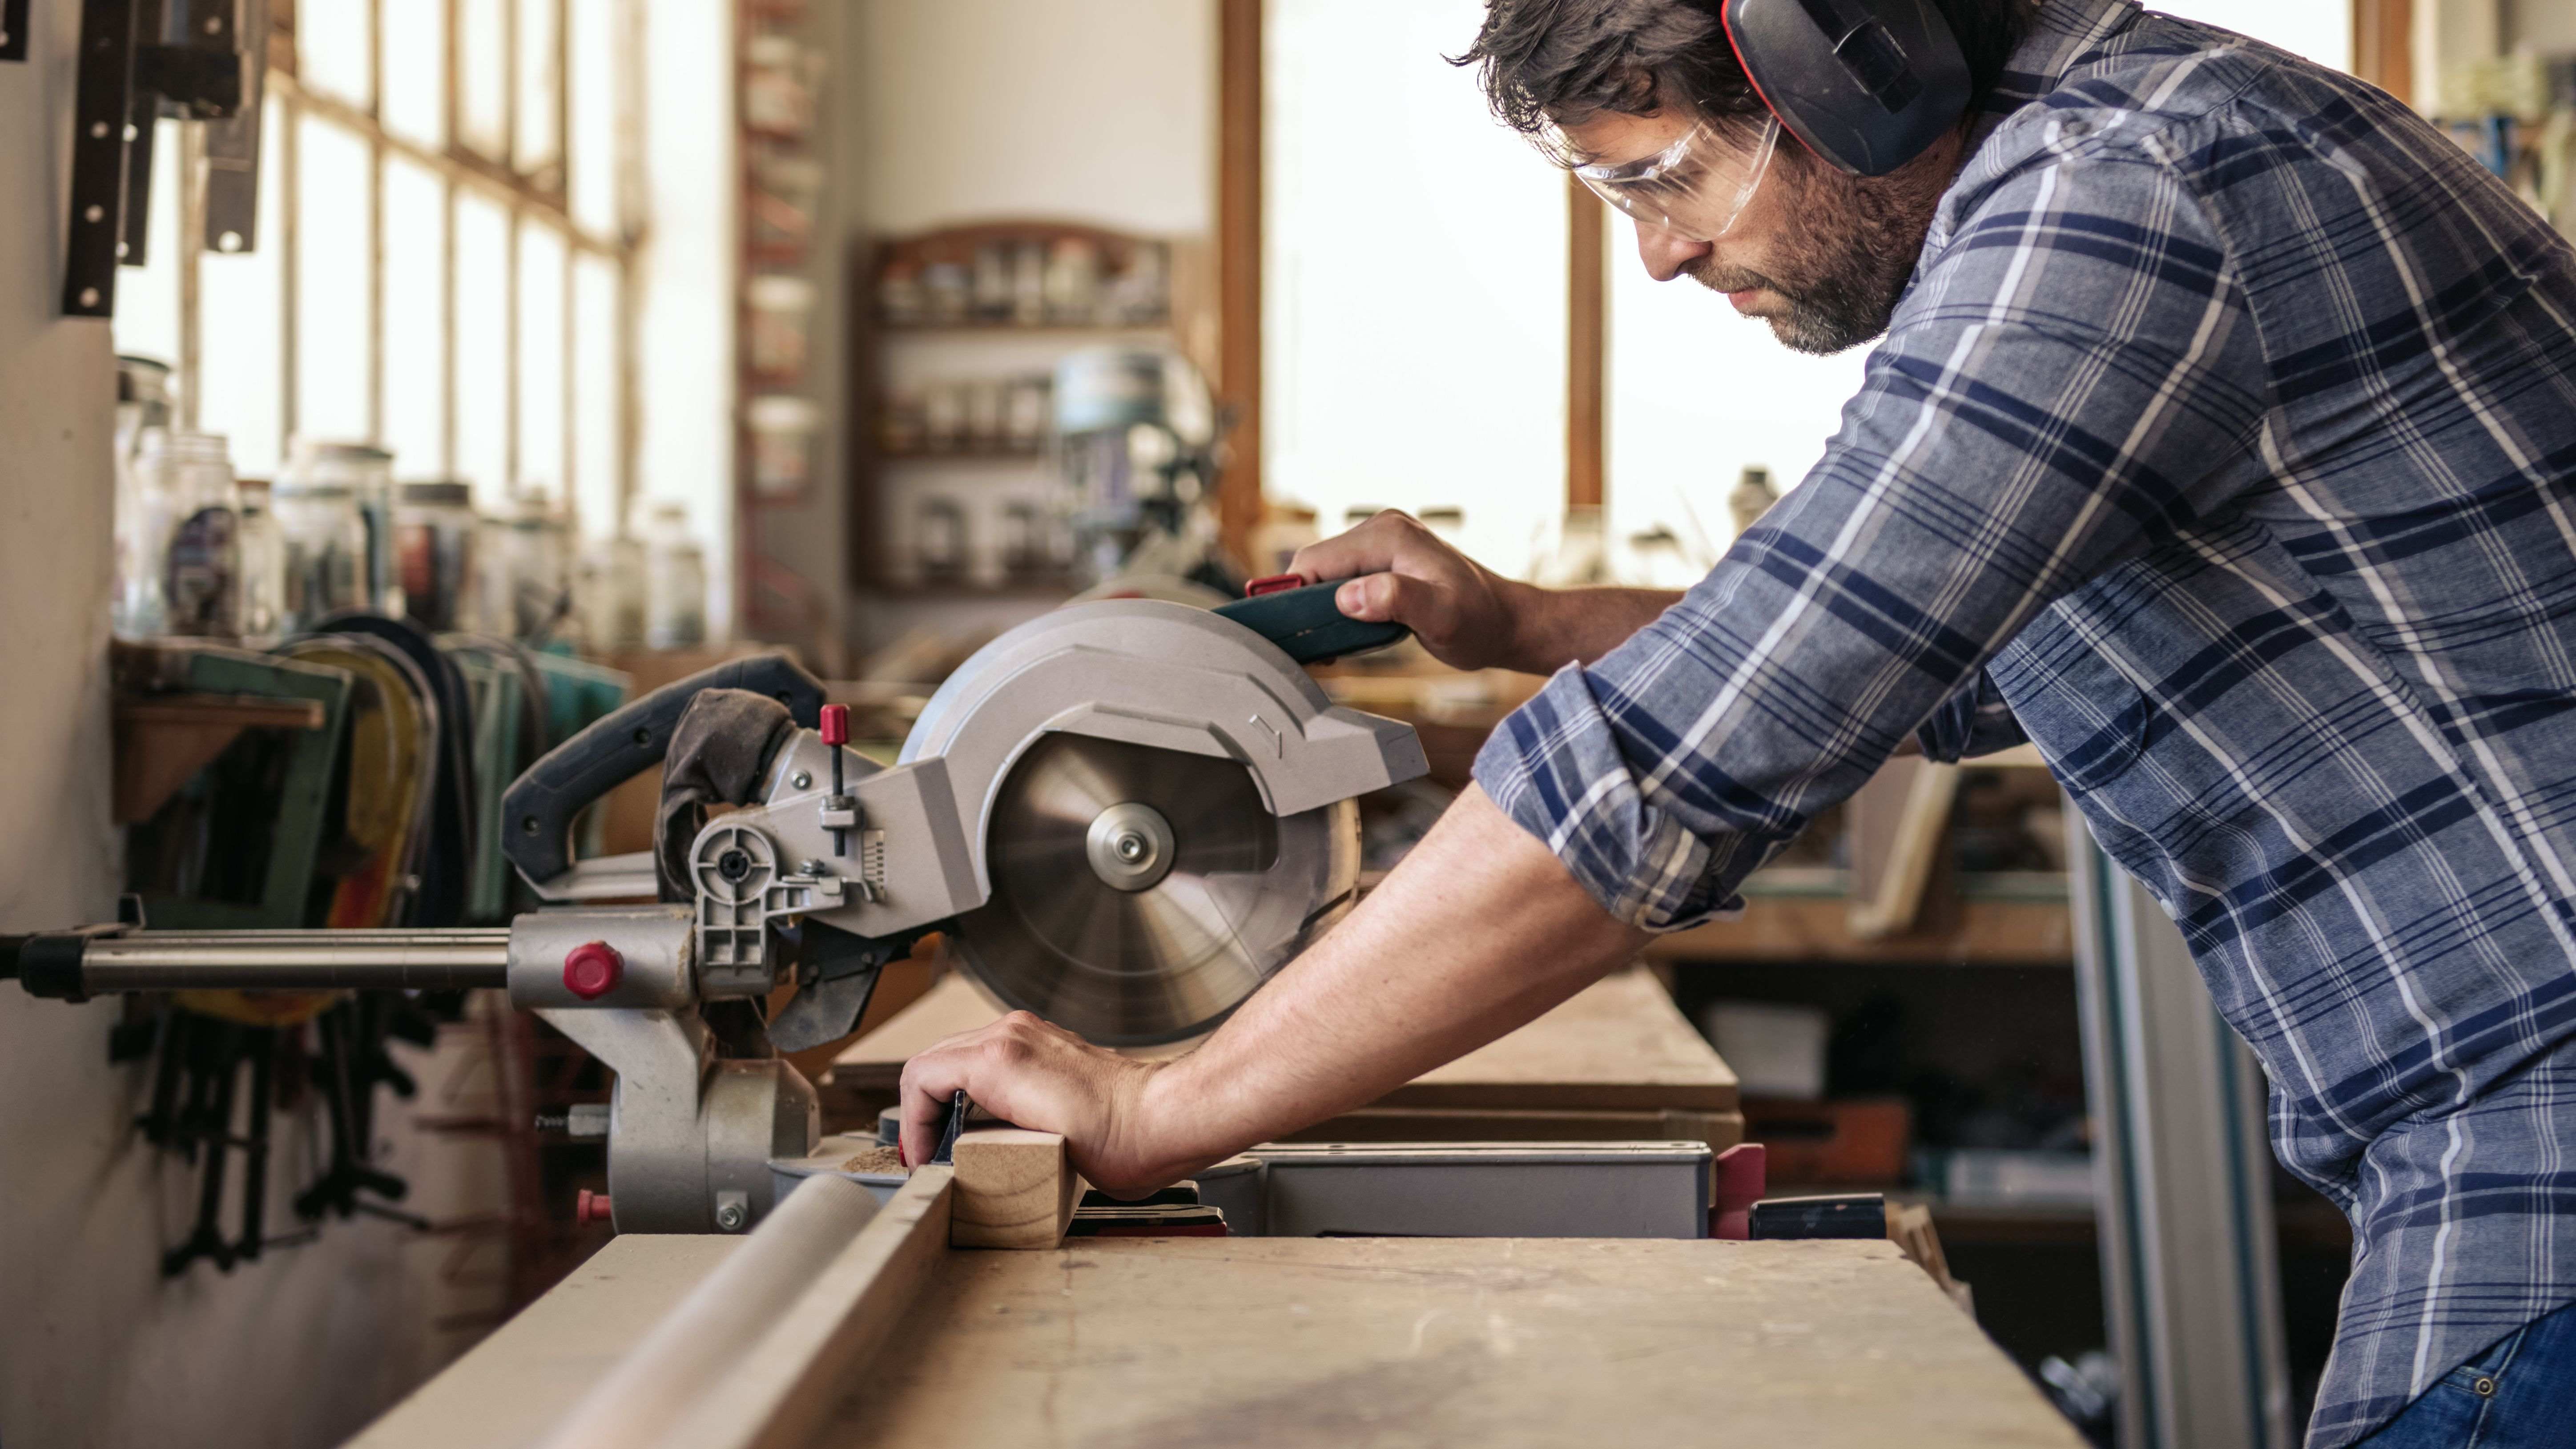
1244, 573, 1306, 597
819, 703, 850, 747
563, 941, 624, 1000
575, 1189, 614, 1225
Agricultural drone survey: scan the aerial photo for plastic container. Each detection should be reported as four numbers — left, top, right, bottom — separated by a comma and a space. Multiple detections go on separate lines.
146, 431, 242, 638
270, 475, 370, 632
281, 439, 401, 616
394, 480, 479, 632
642, 502, 707, 650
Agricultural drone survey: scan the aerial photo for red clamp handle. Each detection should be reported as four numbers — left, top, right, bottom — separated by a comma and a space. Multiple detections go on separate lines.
1244, 573, 1306, 597
1711, 1143, 1767, 1241
818, 703, 850, 747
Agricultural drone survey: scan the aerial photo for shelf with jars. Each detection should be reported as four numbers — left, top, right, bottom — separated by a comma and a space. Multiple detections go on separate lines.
851, 219, 1210, 598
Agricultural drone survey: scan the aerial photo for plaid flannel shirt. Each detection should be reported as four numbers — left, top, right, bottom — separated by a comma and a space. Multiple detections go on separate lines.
1473, 1, 2576, 1441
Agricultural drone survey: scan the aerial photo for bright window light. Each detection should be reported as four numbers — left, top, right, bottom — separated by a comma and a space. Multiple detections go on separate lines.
383, 157, 451, 476
295, 113, 375, 445
1264, 0, 1569, 574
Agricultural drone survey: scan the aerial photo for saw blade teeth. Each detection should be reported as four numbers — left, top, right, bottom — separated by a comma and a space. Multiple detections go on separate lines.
949, 733, 1359, 1046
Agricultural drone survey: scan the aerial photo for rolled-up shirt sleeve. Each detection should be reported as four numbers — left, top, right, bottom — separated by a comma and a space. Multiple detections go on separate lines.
1473, 139, 2267, 930
1915, 669, 2029, 763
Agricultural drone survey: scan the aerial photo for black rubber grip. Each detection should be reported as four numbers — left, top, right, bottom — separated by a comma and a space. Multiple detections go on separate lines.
500, 652, 827, 887
12, 935, 92, 1000
1212, 580, 1410, 664
1749, 1193, 1888, 1241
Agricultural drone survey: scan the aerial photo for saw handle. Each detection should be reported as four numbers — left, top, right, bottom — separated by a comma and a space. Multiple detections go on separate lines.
500, 652, 827, 888
1214, 578, 1409, 664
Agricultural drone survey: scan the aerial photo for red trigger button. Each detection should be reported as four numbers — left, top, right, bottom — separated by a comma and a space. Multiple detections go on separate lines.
1245, 574, 1305, 596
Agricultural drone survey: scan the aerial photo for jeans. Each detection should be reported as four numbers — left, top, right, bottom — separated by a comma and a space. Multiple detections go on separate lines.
2355, 1299, 2576, 1447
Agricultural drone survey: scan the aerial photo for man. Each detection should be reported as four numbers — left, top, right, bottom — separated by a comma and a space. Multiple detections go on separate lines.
900, 1, 2576, 1442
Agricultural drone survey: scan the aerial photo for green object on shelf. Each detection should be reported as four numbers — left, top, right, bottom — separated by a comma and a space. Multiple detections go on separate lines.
132, 648, 354, 930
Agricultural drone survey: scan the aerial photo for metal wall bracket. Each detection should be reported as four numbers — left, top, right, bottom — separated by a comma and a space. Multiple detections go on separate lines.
61, 0, 257, 318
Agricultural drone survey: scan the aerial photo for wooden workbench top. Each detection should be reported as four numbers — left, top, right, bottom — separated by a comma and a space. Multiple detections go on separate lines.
826, 967, 1736, 1113
804, 1236, 2079, 1448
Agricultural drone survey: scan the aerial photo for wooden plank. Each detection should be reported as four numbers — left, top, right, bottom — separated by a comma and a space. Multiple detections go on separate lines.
828, 969, 1735, 1116
797, 1238, 2087, 1449
949, 1127, 1081, 1249
670, 1170, 955, 1449
344, 1235, 746, 1449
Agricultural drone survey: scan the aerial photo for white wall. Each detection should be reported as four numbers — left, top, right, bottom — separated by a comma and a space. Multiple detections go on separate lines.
815, 0, 1217, 656
848, 0, 1214, 236
637, 0, 738, 641
0, 6, 503, 1443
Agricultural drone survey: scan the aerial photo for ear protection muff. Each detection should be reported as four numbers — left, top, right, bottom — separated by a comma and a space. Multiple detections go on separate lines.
1718, 0, 1972, 177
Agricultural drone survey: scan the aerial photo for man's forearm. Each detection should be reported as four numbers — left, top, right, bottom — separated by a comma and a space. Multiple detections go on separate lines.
1128, 785, 1650, 1182
1504, 584, 1683, 672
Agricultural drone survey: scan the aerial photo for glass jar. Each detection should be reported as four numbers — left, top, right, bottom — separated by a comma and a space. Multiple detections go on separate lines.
495, 492, 572, 640
112, 356, 176, 638
235, 479, 286, 647
281, 439, 402, 617
147, 431, 242, 638
642, 503, 708, 651
577, 534, 648, 654
395, 480, 479, 632
270, 476, 370, 632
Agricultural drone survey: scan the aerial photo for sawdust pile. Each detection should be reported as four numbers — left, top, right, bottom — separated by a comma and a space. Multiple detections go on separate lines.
840, 1145, 909, 1175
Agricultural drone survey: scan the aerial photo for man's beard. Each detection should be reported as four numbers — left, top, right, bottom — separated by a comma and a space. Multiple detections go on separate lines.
1687, 153, 1946, 355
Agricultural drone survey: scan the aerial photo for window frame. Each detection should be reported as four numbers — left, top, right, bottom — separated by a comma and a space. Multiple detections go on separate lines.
164, 0, 642, 532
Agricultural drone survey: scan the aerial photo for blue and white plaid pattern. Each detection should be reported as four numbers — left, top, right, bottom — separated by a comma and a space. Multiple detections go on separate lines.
1473, 3, 2576, 1442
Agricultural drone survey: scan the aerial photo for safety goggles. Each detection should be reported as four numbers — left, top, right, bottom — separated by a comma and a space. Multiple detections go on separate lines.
1545, 112, 1782, 242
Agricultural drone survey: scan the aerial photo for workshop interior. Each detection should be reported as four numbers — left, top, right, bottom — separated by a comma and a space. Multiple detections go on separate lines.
0, 0, 2568, 1446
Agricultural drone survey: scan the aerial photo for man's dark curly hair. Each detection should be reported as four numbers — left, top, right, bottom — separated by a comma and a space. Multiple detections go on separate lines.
1457, 0, 2037, 135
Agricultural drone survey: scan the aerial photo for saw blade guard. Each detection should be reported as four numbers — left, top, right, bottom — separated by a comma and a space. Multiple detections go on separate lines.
900, 600, 1428, 1043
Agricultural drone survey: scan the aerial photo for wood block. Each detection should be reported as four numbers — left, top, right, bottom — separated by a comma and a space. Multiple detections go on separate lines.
949, 1128, 1080, 1249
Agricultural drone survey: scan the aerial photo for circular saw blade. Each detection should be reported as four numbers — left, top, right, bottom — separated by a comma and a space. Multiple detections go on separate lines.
949, 733, 1360, 1046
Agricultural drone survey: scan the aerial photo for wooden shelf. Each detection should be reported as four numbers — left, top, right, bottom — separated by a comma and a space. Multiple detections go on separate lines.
113, 693, 329, 824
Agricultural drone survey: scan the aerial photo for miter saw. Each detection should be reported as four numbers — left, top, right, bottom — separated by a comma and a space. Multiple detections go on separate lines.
4, 584, 1425, 1235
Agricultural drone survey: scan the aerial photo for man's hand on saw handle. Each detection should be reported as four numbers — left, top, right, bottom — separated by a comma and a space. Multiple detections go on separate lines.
1290, 511, 1682, 675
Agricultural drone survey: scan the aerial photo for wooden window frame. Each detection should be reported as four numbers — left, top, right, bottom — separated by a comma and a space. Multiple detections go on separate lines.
168, 0, 641, 529
1217, 1, 1608, 554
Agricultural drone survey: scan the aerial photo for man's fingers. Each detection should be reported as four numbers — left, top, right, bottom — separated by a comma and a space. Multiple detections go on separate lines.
896, 1023, 1001, 1166
1336, 570, 1451, 637
1287, 508, 1417, 585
